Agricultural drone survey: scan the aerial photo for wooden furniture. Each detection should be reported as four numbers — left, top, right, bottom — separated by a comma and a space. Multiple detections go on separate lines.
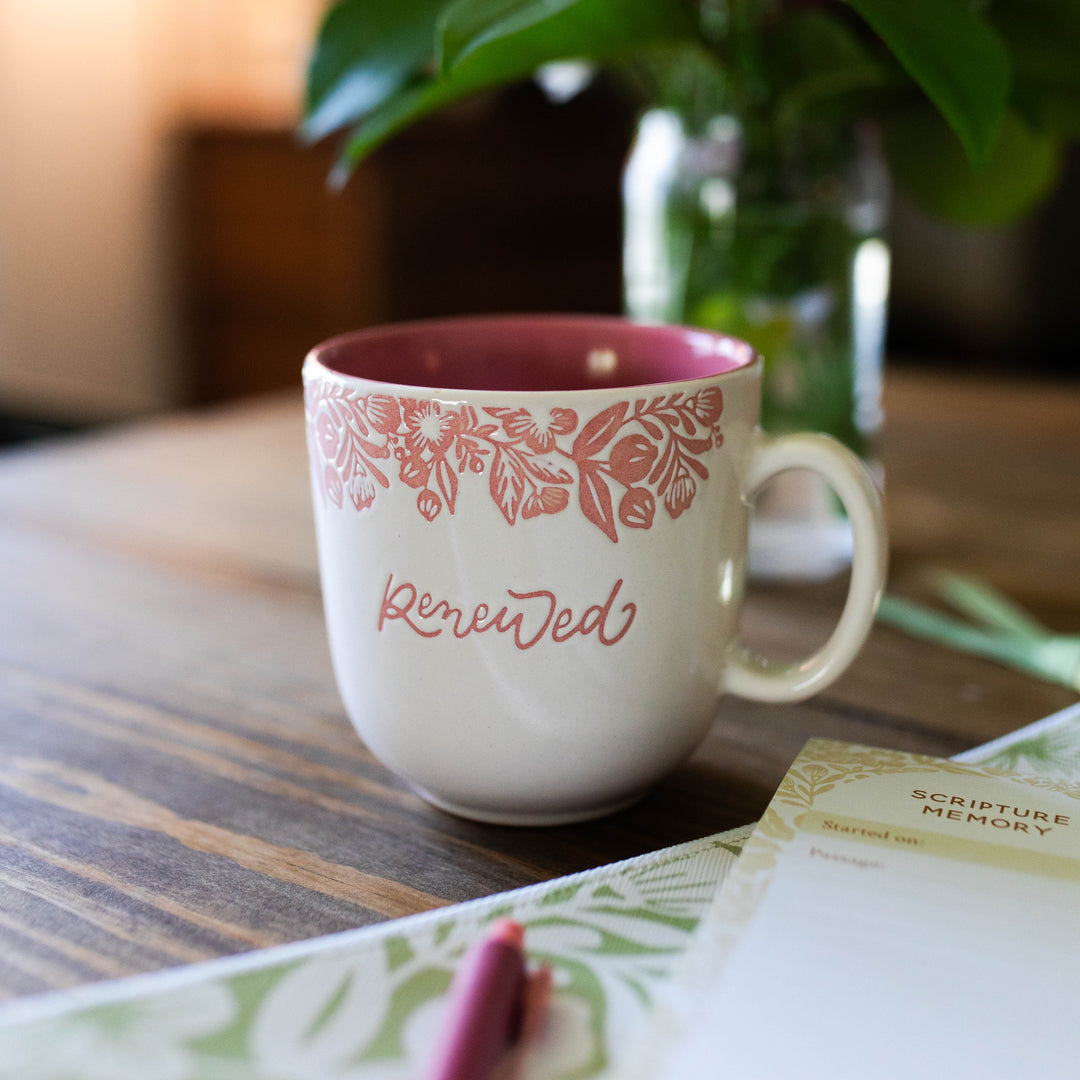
0, 369, 1077, 999
177, 86, 632, 404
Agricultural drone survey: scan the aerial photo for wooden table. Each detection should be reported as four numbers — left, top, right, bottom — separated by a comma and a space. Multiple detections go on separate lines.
0, 369, 1077, 1000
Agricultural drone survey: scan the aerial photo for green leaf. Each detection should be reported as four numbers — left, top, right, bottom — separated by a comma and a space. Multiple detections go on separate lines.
623, 44, 727, 133
774, 8, 881, 79
328, 80, 465, 186
771, 10, 896, 130
884, 108, 1061, 226
302, 0, 446, 143
334, 0, 699, 177
361, 967, 453, 1060
438, 0, 697, 74
843, 0, 1010, 169
438, 0, 578, 73
989, 0, 1080, 137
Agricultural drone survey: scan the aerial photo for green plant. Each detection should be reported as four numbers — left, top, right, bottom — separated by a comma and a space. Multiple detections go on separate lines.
302, 0, 1079, 226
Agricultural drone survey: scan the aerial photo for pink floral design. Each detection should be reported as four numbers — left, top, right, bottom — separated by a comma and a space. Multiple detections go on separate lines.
489, 407, 578, 453
402, 399, 456, 457
305, 378, 724, 543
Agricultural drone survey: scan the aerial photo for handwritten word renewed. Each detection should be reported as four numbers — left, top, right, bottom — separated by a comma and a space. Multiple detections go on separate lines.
377, 575, 637, 650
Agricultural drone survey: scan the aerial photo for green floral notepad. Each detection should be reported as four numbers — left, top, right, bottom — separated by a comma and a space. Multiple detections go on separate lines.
1, 703, 1077, 1080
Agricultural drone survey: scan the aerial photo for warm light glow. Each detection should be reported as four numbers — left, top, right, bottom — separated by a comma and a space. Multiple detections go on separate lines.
175, 0, 325, 125
0, 0, 327, 419
586, 348, 619, 379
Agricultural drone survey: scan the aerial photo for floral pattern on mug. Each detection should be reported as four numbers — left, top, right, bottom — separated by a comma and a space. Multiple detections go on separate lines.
305, 378, 724, 542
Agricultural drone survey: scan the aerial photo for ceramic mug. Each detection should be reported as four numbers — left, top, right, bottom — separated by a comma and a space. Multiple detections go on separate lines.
304, 316, 887, 825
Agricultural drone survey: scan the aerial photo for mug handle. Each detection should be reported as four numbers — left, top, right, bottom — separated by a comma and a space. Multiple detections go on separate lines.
723, 432, 888, 703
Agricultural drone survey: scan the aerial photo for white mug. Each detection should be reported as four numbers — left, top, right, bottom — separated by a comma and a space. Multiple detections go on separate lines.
304, 316, 887, 825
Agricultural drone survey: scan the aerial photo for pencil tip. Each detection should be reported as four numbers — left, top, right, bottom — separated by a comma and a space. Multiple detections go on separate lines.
489, 918, 525, 949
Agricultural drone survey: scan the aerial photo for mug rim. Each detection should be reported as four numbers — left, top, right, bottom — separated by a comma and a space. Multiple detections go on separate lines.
304, 314, 760, 398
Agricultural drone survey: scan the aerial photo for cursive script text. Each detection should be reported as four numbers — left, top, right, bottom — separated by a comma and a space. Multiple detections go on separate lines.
377, 574, 637, 650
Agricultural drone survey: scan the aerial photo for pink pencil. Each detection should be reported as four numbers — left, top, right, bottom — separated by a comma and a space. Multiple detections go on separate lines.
429, 919, 529, 1080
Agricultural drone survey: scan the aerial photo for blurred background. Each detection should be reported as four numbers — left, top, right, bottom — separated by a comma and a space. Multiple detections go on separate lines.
0, 0, 1077, 445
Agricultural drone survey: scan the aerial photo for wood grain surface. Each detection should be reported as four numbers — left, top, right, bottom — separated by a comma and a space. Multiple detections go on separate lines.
0, 369, 1077, 1000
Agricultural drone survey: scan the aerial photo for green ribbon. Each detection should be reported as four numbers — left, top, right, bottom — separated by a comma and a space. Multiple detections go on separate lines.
877, 572, 1080, 692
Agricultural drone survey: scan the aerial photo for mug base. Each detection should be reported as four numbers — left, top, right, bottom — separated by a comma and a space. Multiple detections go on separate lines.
413, 786, 646, 827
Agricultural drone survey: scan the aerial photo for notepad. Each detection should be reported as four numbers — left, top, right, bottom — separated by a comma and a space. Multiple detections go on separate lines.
623, 736, 1080, 1080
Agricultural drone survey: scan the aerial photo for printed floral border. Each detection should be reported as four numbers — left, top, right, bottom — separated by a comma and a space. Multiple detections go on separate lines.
0, 831, 750, 1080
304, 377, 724, 543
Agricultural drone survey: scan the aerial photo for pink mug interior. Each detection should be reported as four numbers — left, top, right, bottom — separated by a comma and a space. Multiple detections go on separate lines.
310, 315, 756, 392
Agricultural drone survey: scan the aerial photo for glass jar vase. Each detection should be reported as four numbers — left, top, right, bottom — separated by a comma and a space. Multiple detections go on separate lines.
624, 109, 890, 580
